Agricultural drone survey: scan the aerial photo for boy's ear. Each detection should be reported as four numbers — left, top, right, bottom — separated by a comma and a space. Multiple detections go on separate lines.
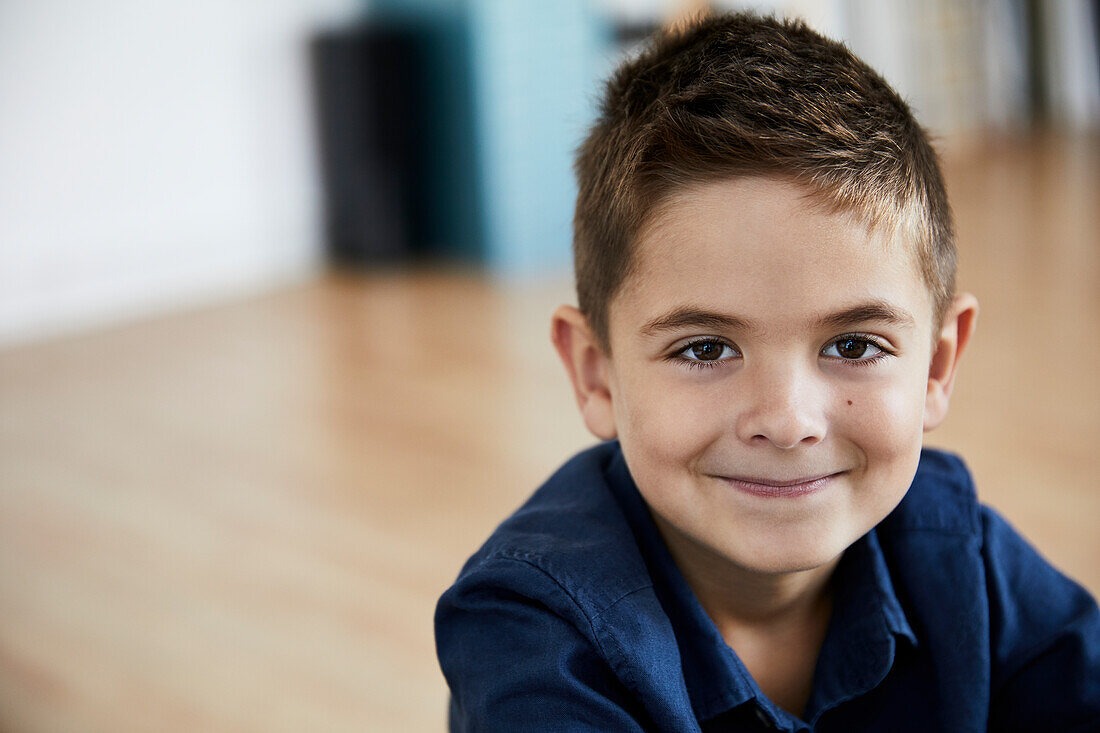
924, 293, 979, 431
550, 305, 617, 440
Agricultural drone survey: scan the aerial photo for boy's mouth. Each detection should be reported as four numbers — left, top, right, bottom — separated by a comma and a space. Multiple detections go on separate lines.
717, 472, 843, 498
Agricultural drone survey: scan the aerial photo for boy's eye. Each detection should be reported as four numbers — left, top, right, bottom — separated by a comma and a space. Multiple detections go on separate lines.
823, 337, 884, 360
680, 340, 736, 362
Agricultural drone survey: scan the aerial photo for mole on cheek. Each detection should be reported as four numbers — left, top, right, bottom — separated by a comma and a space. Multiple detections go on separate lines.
847, 400, 853, 406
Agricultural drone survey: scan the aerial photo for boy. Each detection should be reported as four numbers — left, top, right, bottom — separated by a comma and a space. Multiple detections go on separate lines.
436, 13, 1100, 731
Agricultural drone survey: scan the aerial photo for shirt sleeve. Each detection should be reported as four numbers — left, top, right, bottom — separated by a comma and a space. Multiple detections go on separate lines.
982, 507, 1100, 731
435, 554, 651, 732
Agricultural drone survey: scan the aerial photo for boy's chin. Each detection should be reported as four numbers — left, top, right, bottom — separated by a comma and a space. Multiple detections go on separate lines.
723, 536, 850, 578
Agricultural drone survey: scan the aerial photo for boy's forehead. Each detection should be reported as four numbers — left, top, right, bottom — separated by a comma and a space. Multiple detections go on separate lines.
642, 176, 884, 245
611, 176, 932, 334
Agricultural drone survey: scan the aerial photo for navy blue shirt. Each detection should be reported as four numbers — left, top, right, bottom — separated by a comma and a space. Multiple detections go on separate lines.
436, 443, 1100, 731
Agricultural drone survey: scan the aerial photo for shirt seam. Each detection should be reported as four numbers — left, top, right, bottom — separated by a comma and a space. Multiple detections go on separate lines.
485, 551, 659, 705
485, 550, 654, 656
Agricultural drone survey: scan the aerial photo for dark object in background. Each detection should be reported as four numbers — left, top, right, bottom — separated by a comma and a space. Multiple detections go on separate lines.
311, 26, 427, 264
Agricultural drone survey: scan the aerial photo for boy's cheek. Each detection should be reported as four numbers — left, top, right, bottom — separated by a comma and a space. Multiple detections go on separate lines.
840, 380, 927, 459
613, 374, 715, 459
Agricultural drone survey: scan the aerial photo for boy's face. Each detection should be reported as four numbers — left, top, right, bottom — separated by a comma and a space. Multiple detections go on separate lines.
556, 176, 975, 578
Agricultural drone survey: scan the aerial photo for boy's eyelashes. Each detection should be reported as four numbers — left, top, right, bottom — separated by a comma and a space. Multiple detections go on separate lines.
675, 339, 740, 366
820, 335, 891, 365
665, 333, 897, 369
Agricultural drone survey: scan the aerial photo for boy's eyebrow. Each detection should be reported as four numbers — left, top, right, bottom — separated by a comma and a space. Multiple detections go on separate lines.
639, 307, 762, 336
638, 301, 917, 337
815, 301, 917, 331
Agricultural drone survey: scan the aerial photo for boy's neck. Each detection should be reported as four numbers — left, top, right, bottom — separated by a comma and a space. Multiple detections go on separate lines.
652, 512, 839, 718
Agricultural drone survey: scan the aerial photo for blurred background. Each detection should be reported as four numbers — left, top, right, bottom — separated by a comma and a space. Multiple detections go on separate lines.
1, 1, 1097, 730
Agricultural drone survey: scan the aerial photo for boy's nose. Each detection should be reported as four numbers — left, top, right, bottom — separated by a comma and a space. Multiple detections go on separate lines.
735, 363, 828, 450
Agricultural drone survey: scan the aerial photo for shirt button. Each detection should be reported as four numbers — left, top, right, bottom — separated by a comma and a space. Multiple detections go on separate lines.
754, 707, 774, 728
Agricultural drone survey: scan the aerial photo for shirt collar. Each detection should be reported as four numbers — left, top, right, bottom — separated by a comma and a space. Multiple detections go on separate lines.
802, 527, 918, 725
605, 447, 918, 725
858, 526, 918, 648
606, 450, 758, 719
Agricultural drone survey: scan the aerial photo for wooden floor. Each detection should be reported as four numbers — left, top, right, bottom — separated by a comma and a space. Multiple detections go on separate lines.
1, 133, 1098, 731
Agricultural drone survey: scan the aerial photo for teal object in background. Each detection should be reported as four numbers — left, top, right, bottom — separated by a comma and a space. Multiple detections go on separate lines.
466, 0, 611, 273
372, 0, 613, 274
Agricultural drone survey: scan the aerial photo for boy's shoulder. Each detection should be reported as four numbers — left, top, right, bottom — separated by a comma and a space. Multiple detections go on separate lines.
881, 447, 983, 537
436, 442, 703, 730
448, 441, 653, 621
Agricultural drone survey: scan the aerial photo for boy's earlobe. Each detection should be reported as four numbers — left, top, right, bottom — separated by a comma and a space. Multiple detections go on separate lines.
924, 293, 979, 431
550, 305, 617, 440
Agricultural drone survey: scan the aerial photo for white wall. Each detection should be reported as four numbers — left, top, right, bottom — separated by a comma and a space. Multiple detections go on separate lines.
0, 0, 360, 345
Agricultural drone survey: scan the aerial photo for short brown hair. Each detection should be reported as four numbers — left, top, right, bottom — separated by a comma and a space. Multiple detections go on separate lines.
573, 12, 955, 349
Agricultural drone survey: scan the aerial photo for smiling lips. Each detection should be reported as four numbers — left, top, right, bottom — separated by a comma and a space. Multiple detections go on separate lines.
719, 472, 842, 498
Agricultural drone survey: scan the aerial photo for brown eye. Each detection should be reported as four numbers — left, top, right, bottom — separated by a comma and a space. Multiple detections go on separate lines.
823, 336, 885, 361
835, 338, 868, 359
688, 341, 726, 361
675, 339, 738, 365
